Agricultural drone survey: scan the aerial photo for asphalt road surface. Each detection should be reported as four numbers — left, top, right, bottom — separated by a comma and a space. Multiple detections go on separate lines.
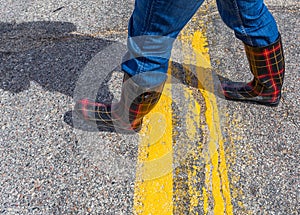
0, 0, 299, 214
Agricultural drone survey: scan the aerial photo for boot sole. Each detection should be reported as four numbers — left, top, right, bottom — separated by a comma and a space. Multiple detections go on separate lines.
73, 109, 142, 134
224, 96, 280, 107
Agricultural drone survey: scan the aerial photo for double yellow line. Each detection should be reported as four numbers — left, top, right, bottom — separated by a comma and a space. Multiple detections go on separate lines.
133, 16, 233, 215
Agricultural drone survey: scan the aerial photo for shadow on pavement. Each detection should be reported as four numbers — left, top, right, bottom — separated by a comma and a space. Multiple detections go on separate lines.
0, 21, 228, 133
0, 21, 115, 98
64, 61, 227, 134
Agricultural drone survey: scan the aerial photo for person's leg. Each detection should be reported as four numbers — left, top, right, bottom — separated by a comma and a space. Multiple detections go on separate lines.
217, 0, 285, 106
75, 0, 204, 132
122, 0, 205, 86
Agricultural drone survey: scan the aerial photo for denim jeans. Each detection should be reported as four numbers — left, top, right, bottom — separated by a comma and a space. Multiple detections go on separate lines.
121, 0, 279, 86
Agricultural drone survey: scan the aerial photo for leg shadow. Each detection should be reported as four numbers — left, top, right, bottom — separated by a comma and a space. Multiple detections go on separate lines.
0, 21, 116, 97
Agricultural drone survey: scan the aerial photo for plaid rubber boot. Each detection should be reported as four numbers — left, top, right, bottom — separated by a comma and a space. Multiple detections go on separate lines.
221, 36, 285, 106
74, 73, 165, 132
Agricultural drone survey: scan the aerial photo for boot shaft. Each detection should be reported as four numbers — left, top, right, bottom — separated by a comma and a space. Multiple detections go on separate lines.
112, 73, 165, 129
244, 36, 285, 90
221, 36, 285, 106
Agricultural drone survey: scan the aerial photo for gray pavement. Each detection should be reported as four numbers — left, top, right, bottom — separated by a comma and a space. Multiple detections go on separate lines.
0, 0, 299, 214
205, 4, 300, 214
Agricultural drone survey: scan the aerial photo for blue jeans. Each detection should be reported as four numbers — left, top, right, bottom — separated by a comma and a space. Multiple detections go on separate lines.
121, 0, 279, 86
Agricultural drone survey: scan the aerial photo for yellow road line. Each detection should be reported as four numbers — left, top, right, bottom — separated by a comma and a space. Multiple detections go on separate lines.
177, 29, 204, 215
193, 31, 233, 215
185, 89, 202, 214
133, 77, 174, 215
180, 16, 233, 214
134, 11, 233, 215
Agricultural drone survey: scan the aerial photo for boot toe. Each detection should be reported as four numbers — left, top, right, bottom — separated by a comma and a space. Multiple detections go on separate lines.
74, 99, 111, 122
221, 81, 252, 100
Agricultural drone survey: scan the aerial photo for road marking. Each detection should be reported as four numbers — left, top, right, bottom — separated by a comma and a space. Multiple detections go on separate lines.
133, 80, 174, 215
180, 17, 233, 214
133, 10, 233, 215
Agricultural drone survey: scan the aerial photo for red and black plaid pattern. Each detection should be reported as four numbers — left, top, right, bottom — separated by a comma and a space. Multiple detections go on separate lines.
74, 98, 114, 125
112, 90, 162, 131
221, 36, 285, 106
74, 73, 164, 132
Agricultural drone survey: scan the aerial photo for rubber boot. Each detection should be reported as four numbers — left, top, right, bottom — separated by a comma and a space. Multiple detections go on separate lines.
221, 36, 285, 106
74, 73, 165, 132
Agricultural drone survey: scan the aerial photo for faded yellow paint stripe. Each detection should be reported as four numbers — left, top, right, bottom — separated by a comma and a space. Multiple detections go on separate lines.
178, 30, 204, 215
133, 73, 173, 215
203, 164, 211, 215
184, 88, 202, 214
179, 14, 233, 213
192, 30, 233, 215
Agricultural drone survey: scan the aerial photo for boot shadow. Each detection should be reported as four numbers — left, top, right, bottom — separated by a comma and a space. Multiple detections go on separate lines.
169, 61, 226, 99
64, 110, 139, 135
0, 21, 134, 132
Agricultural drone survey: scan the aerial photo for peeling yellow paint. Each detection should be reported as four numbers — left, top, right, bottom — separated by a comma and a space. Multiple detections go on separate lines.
180, 16, 233, 213
134, 6, 236, 214
203, 163, 211, 215
193, 29, 233, 215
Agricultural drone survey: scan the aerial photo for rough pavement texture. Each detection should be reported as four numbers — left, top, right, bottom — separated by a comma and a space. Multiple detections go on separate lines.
205, 5, 299, 215
0, 0, 299, 214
